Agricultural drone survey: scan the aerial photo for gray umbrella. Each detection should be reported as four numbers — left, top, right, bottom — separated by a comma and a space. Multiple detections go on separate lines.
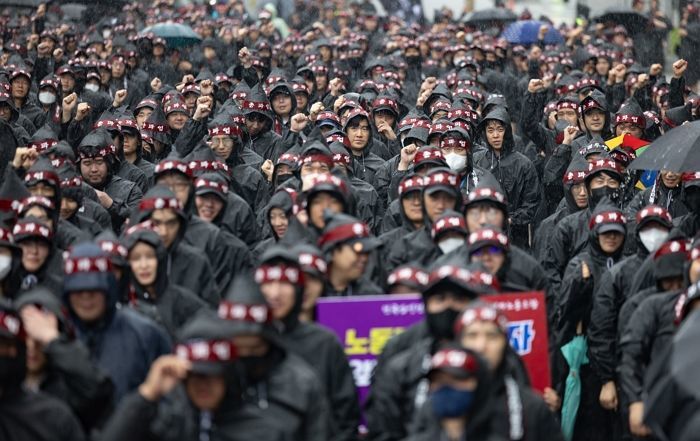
628, 121, 700, 173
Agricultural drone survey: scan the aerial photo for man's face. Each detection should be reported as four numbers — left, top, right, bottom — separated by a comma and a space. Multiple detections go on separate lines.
598, 231, 625, 254
260, 280, 296, 319
661, 170, 681, 188
245, 113, 267, 137
460, 321, 506, 370
11, 76, 29, 99
465, 202, 505, 232
111, 61, 125, 78
588, 172, 620, 191
195, 194, 225, 222
423, 191, 457, 222
136, 108, 152, 129
374, 110, 396, 128
308, 192, 344, 229
25, 336, 47, 374
123, 133, 138, 156
80, 157, 109, 187
295, 93, 309, 110
571, 183, 589, 209
271, 93, 292, 116
485, 120, 505, 150
209, 135, 235, 161
69, 291, 107, 323
347, 119, 371, 150
268, 207, 288, 239
583, 108, 606, 133
470, 245, 506, 275
157, 173, 191, 207
28, 182, 56, 199
60, 74, 75, 93
557, 108, 578, 126
60, 198, 79, 220
401, 192, 423, 225
331, 243, 369, 281
150, 208, 181, 249
186, 373, 227, 411
167, 112, 189, 130
616, 122, 643, 138
0, 103, 12, 121
19, 239, 49, 273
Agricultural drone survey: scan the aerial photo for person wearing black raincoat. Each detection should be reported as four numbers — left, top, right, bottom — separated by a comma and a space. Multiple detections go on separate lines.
454, 303, 563, 441
343, 107, 388, 187
77, 130, 143, 232
241, 84, 297, 162
378, 174, 424, 262
625, 170, 688, 220
619, 238, 690, 439
15, 286, 114, 434
402, 344, 500, 441
9, 67, 44, 131
533, 155, 588, 261
120, 116, 155, 186
122, 226, 207, 337
253, 189, 296, 258
554, 203, 628, 441
0, 298, 86, 441
12, 217, 63, 296
256, 246, 361, 441
0, 86, 33, 144
62, 242, 171, 403
100, 310, 287, 441
587, 204, 673, 422
319, 212, 383, 296
365, 261, 499, 441
131, 184, 219, 306
669, 172, 700, 239
56, 162, 107, 237
543, 158, 625, 295
386, 167, 462, 273
217, 274, 332, 441
474, 107, 541, 249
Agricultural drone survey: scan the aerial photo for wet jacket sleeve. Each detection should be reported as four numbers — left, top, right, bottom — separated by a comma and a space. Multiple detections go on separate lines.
587, 270, 619, 383
509, 160, 541, 229
542, 220, 571, 296
108, 184, 143, 231
173, 118, 207, 158
556, 257, 592, 342
100, 391, 160, 441
44, 337, 114, 426
619, 299, 657, 403
520, 91, 548, 149
669, 76, 686, 108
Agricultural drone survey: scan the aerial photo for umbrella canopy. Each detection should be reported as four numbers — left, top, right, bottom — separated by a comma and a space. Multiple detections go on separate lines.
628, 121, 700, 173
141, 22, 202, 48
464, 8, 517, 29
502, 20, 564, 45
672, 309, 700, 400
594, 7, 650, 35
560, 335, 589, 441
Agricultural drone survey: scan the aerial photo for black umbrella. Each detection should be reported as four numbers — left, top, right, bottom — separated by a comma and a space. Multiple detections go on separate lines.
628, 121, 700, 173
595, 7, 650, 35
671, 309, 700, 400
464, 8, 517, 29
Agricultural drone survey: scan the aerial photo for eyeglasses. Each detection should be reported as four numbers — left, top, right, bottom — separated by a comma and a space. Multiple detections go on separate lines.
466, 205, 502, 221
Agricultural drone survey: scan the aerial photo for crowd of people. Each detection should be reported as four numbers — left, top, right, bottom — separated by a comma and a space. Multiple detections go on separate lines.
0, 0, 699, 440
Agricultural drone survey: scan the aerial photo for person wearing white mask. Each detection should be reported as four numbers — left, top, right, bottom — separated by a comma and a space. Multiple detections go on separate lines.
431, 209, 468, 257
37, 76, 59, 116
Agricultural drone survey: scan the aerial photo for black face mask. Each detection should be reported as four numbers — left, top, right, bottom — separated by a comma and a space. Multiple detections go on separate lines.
275, 173, 293, 186
406, 55, 421, 66
426, 308, 461, 341
589, 185, 620, 209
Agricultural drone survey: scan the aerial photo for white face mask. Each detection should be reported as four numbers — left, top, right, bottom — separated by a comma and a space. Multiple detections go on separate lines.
301, 172, 320, 191
84, 83, 99, 93
639, 228, 669, 253
0, 254, 12, 280
438, 237, 465, 255
444, 152, 467, 171
38, 91, 56, 105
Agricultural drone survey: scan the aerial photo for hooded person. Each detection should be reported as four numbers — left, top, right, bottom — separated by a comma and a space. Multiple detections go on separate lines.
120, 117, 155, 185
100, 312, 286, 441
12, 217, 63, 296
140, 105, 173, 163
386, 142, 448, 203
453, 304, 564, 441
62, 242, 171, 403
588, 205, 674, 405
474, 107, 541, 249
386, 168, 462, 273
365, 261, 499, 441
256, 246, 361, 441
93, 115, 149, 193
151, 159, 252, 294
253, 189, 297, 258
178, 113, 270, 213
0, 88, 32, 145
665, 172, 700, 239
300, 171, 353, 241
15, 286, 114, 433
533, 154, 589, 261
216, 274, 332, 441
613, 98, 646, 140
293, 243, 328, 322
619, 238, 691, 439
77, 129, 144, 232
122, 226, 208, 337
543, 158, 625, 295
625, 169, 687, 220
402, 344, 498, 441
343, 107, 390, 185
0, 299, 87, 441
240, 84, 298, 161
370, 94, 402, 157
379, 174, 424, 256
188, 156, 260, 247
553, 203, 628, 441
131, 185, 218, 307
56, 163, 105, 237
22, 157, 92, 249
319, 212, 383, 296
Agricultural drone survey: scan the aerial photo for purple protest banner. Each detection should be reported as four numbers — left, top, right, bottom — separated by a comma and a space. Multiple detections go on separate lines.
316, 291, 550, 403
